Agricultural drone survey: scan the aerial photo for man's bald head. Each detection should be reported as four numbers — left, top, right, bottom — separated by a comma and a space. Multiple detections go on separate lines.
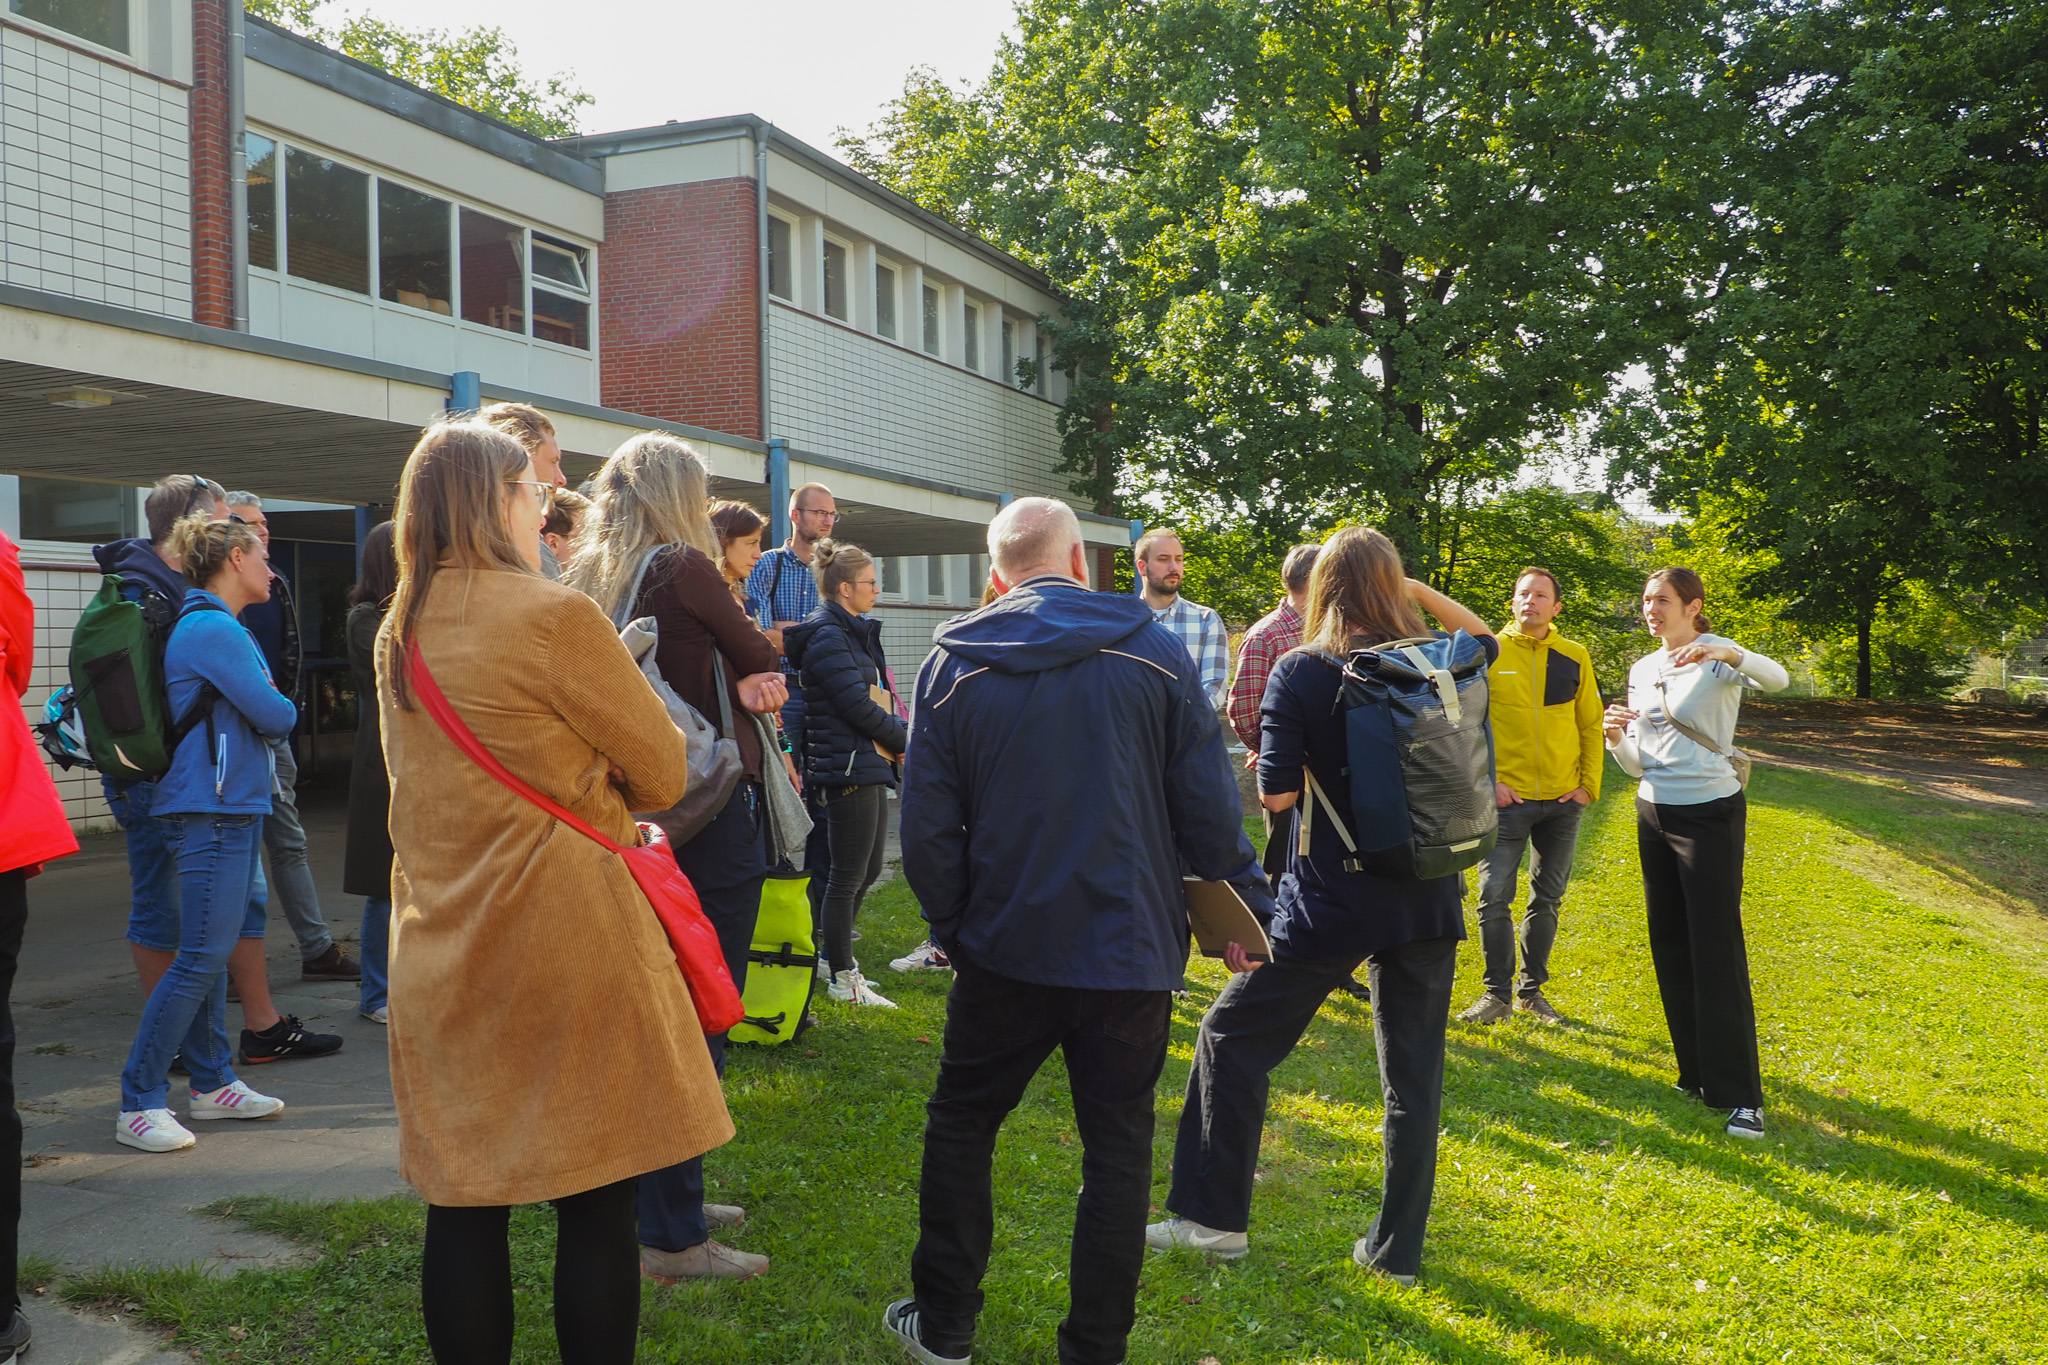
989, 497, 1085, 584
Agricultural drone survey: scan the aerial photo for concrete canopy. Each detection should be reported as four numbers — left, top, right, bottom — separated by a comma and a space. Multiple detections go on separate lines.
0, 288, 1125, 559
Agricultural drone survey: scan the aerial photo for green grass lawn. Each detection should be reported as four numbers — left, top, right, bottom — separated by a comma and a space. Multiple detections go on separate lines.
53, 762, 2048, 1363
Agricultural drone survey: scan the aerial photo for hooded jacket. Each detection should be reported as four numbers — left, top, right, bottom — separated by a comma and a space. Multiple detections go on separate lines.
1, 531, 80, 876
1487, 623, 1605, 802
785, 600, 907, 789
154, 589, 298, 815
93, 536, 189, 609
901, 575, 1267, 992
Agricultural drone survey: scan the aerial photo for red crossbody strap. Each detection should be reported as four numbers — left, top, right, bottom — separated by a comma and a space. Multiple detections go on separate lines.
406, 642, 623, 855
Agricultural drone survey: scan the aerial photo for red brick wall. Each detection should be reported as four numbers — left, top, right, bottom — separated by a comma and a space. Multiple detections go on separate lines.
187, 0, 234, 329
600, 178, 762, 439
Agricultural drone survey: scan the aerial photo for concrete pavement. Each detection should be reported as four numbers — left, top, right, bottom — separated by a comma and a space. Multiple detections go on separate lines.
14, 781, 404, 1362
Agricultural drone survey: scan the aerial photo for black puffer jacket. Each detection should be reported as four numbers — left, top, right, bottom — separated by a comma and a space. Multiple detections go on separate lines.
785, 601, 907, 789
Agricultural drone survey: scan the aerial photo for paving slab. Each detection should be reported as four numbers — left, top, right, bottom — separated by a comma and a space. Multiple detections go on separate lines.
15, 1296, 187, 1365
15, 784, 405, 1281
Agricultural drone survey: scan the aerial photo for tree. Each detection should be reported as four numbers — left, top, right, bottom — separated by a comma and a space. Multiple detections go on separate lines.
1608, 0, 2048, 696
246, 0, 591, 139
843, 0, 1742, 562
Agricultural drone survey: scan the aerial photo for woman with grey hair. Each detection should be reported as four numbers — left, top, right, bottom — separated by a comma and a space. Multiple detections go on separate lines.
567, 433, 788, 1283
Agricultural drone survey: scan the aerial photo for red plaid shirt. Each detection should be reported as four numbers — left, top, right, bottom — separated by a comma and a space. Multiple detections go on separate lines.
1227, 600, 1304, 749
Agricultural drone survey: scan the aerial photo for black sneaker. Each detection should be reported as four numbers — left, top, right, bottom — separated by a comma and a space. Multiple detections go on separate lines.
1726, 1107, 1766, 1139
883, 1298, 969, 1365
0, 1305, 31, 1362
239, 1014, 344, 1064
302, 946, 363, 982
1337, 975, 1372, 1004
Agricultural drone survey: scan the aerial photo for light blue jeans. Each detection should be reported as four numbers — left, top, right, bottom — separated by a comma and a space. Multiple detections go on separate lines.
105, 777, 179, 952
360, 896, 391, 1014
119, 815, 262, 1110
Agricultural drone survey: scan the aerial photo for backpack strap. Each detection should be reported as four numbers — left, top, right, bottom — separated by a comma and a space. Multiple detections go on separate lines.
1298, 768, 1360, 870
1396, 644, 1463, 724
1654, 678, 1733, 757
165, 598, 235, 763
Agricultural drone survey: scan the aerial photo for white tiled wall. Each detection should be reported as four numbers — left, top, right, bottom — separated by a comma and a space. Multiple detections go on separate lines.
769, 306, 1067, 499
872, 603, 967, 716
19, 562, 117, 831
1, 25, 193, 316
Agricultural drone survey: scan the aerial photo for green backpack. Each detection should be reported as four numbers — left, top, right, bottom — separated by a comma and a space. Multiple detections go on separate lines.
729, 871, 817, 1046
58, 578, 217, 781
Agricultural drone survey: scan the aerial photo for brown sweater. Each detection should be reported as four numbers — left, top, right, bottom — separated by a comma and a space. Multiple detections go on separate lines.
380, 567, 733, 1206
635, 545, 781, 781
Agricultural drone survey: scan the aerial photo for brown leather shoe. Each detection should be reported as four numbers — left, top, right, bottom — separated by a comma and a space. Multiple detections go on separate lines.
302, 946, 362, 982
704, 1203, 746, 1229
641, 1240, 769, 1282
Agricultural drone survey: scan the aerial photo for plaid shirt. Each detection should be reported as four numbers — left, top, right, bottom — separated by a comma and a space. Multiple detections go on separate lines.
1227, 600, 1303, 749
746, 544, 819, 678
1149, 594, 1230, 711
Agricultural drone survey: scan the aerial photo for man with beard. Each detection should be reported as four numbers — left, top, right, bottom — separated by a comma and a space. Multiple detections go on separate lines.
1136, 530, 1229, 711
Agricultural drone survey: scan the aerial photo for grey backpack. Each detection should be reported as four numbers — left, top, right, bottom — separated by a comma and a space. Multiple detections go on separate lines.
612, 548, 745, 846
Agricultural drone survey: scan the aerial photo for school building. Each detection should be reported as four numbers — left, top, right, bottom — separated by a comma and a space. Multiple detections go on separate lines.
0, 0, 1133, 827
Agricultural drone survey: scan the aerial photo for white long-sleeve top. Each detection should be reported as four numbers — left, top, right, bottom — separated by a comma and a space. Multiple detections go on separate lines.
1606, 634, 1790, 805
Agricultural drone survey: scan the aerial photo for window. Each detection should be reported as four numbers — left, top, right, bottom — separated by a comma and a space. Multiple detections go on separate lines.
881, 557, 903, 596
822, 240, 847, 320
922, 285, 940, 354
460, 208, 525, 334
286, 149, 369, 294
1002, 318, 1015, 385
378, 181, 451, 315
963, 301, 980, 371
903, 556, 927, 600
9, 0, 126, 51
875, 263, 897, 340
18, 476, 126, 544
1035, 333, 1047, 394
531, 234, 591, 349
767, 217, 792, 300
246, 135, 278, 272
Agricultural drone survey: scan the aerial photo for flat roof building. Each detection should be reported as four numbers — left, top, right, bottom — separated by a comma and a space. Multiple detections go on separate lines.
2, 0, 1126, 827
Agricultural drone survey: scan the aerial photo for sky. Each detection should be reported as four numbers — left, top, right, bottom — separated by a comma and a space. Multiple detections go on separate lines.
359, 0, 1023, 153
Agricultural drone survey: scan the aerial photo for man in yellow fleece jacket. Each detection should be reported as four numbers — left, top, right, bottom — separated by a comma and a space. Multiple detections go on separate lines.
1458, 567, 1605, 1026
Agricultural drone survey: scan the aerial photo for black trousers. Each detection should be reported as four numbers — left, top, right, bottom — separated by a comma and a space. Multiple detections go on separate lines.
1167, 934, 1459, 1278
422, 1176, 640, 1365
1261, 806, 1293, 882
910, 959, 1170, 1365
0, 869, 24, 1316
639, 783, 766, 1252
1638, 793, 1764, 1109
820, 783, 888, 975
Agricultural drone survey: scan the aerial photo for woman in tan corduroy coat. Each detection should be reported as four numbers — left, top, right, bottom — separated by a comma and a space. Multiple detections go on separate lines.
378, 420, 731, 1365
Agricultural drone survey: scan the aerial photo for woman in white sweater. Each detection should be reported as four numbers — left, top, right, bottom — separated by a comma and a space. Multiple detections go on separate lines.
1604, 567, 1788, 1140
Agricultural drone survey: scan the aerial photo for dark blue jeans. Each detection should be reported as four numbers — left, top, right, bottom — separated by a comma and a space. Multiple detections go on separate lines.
638, 783, 766, 1253
910, 958, 1170, 1365
360, 895, 392, 1015
1167, 934, 1458, 1278
120, 814, 262, 1110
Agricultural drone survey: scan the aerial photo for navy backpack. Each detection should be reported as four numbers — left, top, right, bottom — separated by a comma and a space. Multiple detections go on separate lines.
1300, 632, 1498, 880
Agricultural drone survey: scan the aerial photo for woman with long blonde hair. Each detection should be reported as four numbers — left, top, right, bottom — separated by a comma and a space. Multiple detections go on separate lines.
1150, 525, 1493, 1286
379, 420, 731, 1362
568, 433, 788, 1283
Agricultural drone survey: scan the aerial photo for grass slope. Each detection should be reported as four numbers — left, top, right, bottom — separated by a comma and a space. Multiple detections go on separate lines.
60, 763, 2048, 1364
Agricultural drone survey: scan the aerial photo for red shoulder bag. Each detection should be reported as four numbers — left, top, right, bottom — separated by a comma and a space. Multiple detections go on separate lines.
406, 642, 744, 1035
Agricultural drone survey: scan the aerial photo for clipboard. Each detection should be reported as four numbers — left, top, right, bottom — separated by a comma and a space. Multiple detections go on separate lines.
1184, 878, 1273, 961
869, 683, 897, 759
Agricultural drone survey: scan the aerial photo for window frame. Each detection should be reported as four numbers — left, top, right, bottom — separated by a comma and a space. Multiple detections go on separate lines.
874, 259, 898, 341
6, 0, 135, 59
767, 214, 795, 301
242, 129, 598, 356
962, 300, 981, 372
822, 236, 850, 321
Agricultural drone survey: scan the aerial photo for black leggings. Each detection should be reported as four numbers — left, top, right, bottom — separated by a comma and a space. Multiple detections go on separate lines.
821, 783, 889, 975
422, 1176, 640, 1365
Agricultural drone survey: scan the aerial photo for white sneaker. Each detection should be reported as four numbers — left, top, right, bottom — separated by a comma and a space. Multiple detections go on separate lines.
361, 1006, 388, 1024
827, 968, 898, 1008
889, 941, 952, 973
188, 1080, 285, 1121
117, 1108, 196, 1153
1145, 1215, 1248, 1259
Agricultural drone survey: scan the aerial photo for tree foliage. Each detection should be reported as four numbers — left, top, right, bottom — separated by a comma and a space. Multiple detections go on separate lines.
842, 0, 1740, 563
246, 0, 591, 140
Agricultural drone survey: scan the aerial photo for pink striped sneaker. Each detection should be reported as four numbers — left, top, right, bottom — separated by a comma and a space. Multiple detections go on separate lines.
189, 1080, 284, 1121
117, 1108, 196, 1153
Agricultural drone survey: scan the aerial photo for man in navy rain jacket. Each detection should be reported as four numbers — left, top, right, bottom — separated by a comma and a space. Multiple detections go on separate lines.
883, 497, 1270, 1365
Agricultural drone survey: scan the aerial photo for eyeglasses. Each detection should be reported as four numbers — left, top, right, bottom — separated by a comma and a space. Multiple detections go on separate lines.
797, 508, 841, 523
853, 577, 878, 589
508, 480, 555, 508
182, 475, 211, 519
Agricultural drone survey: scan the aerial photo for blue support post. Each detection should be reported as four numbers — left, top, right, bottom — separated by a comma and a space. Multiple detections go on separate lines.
767, 437, 790, 547
1129, 518, 1144, 544
998, 493, 1015, 510
447, 370, 482, 414
354, 505, 372, 578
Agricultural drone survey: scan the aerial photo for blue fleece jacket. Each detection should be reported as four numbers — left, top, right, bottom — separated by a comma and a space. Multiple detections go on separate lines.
901, 575, 1268, 992
154, 590, 298, 815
